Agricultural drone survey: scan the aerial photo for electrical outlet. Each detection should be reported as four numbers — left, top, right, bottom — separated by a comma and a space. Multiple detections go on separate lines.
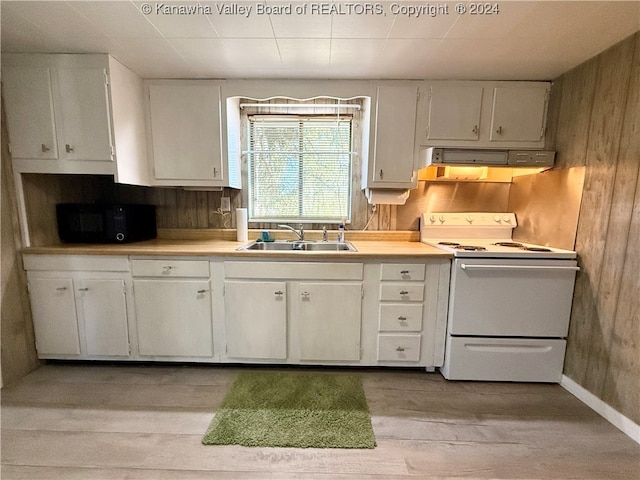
220, 197, 231, 212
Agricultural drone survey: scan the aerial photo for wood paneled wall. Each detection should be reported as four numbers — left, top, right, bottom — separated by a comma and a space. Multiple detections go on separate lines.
1, 100, 39, 386
547, 32, 639, 424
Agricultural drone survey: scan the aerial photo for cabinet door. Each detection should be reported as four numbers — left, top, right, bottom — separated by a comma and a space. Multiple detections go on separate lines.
77, 279, 129, 357
427, 85, 483, 141
2, 65, 58, 160
134, 279, 213, 357
371, 85, 418, 186
28, 277, 81, 355
296, 282, 362, 361
57, 66, 113, 162
148, 83, 222, 181
224, 281, 287, 359
489, 86, 548, 142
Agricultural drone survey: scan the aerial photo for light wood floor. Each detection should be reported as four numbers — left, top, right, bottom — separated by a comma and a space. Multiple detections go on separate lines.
1, 363, 638, 479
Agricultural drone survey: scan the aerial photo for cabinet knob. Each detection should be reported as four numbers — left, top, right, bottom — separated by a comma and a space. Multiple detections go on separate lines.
379, 169, 383, 179
397, 316, 407, 321
274, 290, 283, 296
400, 270, 409, 274
65, 144, 75, 153
41, 144, 50, 152
78, 287, 89, 292
399, 290, 409, 295
56, 286, 68, 292
197, 289, 207, 294
301, 291, 310, 298
496, 126, 503, 135
396, 346, 406, 352
213, 167, 218, 178
472, 125, 478, 135
162, 265, 173, 271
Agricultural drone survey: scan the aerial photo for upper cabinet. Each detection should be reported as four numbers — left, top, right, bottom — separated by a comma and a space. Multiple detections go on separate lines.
363, 84, 419, 190
2, 54, 149, 184
145, 80, 240, 188
421, 81, 551, 150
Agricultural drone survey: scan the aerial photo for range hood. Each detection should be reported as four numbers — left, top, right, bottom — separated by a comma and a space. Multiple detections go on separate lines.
423, 148, 555, 167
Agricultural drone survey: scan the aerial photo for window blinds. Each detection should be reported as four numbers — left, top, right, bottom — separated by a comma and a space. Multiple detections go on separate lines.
248, 116, 353, 222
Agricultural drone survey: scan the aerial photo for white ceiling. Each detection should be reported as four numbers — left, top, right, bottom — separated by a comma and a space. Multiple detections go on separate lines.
1, 1, 639, 80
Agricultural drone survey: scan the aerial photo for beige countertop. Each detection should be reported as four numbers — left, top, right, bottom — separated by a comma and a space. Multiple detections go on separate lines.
22, 239, 451, 259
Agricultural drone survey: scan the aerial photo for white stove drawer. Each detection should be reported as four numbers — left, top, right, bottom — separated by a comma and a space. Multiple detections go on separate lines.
441, 336, 566, 382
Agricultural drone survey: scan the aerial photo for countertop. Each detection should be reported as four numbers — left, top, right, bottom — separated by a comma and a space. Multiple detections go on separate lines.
22, 238, 452, 259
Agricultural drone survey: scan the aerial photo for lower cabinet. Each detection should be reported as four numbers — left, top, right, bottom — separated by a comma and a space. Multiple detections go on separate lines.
296, 282, 362, 361
223, 280, 287, 360
132, 260, 213, 358
223, 261, 364, 364
24, 255, 131, 359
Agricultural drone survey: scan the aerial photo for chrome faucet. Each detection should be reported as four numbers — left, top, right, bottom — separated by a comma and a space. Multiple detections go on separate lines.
278, 224, 304, 241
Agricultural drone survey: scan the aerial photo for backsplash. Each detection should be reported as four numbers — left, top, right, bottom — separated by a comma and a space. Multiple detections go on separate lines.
22, 173, 512, 246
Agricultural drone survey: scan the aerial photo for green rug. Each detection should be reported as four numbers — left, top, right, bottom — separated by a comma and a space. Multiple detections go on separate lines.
202, 371, 376, 448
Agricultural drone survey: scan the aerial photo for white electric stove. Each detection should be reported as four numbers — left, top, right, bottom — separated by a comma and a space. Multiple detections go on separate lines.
421, 212, 579, 383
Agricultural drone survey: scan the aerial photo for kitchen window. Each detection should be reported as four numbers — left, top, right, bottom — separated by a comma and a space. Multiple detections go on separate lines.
247, 115, 353, 223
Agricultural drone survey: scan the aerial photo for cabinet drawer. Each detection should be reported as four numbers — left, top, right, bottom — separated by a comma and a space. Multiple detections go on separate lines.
379, 304, 423, 331
380, 263, 425, 281
131, 259, 210, 278
379, 284, 424, 302
378, 335, 421, 362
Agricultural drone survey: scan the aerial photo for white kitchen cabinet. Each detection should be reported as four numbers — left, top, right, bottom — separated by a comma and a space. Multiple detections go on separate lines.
77, 279, 129, 357
426, 85, 483, 141
2, 54, 148, 182
421, 81, 550, 150
23, 255, 132, 359
296, 282, 362, 361
489, 86, 549, 143
223, 261, 364, 364
364, 84, 419, 189
224, 280, 287, 360
28, 277, 81, 356
134, 279, 213, 357
146, 81, 240, 188
131, 259, 213, 358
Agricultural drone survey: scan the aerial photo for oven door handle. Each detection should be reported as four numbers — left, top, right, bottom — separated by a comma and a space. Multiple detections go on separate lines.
460, 264, 580, 272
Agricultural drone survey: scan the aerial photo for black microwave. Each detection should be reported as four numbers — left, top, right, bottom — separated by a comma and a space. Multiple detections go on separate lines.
56, 203, 157, 243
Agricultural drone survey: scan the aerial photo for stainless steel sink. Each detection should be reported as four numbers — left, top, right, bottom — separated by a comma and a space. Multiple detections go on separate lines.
237, 240, 357, 252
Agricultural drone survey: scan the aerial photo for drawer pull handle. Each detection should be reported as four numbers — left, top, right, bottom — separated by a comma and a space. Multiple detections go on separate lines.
399, 290, 409, 295
162, 266, 174, 271
41, 144, 50, 152
197, 289, 207, 294
65, 144, 75, 153
400, 270, 409, 274
301, 291, 310, 298
78, 287, 89, 292
56, 287, 68, 292
396, 347, 406, 352
274, 291, 283, 295
397, 316, 407, 321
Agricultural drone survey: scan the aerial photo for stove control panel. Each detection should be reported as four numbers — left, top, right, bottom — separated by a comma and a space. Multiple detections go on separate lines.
424, 212, 516, 226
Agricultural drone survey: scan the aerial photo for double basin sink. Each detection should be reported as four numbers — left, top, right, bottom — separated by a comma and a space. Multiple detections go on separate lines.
237, 240, 357, 252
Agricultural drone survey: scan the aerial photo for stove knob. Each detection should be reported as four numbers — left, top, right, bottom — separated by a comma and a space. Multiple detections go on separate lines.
438, 215, 445, 223
429, 215, 436, 223
502, 215, 512, 223
493, 215, 501, 223
466, 215, 473, 224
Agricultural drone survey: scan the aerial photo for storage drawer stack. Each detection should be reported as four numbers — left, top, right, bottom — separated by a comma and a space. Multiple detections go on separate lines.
377, 263, 426, 364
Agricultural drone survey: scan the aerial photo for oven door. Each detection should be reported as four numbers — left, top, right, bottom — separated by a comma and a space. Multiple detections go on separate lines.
448, 258, 579, 337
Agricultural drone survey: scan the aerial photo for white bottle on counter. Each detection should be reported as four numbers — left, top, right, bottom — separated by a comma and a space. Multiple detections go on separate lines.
337, 219, 345, 243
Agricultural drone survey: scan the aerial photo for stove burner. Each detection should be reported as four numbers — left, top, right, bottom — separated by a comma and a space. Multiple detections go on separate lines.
493, 242, 524, 248
438, 242, 461, 246
522, 246, 552, 252
454, 245, 487, 251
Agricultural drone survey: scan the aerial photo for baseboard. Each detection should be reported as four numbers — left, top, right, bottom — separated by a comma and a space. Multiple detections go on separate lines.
561, 375, 640, 444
